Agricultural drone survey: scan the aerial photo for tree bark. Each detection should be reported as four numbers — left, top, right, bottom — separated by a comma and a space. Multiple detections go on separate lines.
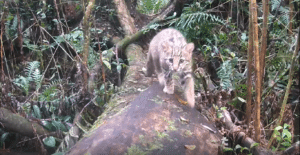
0, 1, 8, 80
251, 0, 261, 142
113, 0, 137, 36
246, 0, 253, 125
260, 0, 268, 89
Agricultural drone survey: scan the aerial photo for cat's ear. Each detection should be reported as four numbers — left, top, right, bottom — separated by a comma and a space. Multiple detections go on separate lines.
184, 43, 194, 59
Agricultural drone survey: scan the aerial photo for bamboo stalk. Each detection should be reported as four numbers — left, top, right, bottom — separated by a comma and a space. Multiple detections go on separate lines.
251, 0, 261, 142
246, 0, 253, 125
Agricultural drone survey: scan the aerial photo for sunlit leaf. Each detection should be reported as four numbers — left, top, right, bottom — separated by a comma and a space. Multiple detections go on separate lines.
33, 105, 41, 119
43, 136, 56, 147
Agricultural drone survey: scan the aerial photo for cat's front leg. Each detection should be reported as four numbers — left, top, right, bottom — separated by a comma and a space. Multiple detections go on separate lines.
184, 77, 195, 108
163, 71, 174, 94
180, 72, 195, 108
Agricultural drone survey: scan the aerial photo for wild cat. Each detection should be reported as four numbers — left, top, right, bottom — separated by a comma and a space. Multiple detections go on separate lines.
146, 28, 195, 108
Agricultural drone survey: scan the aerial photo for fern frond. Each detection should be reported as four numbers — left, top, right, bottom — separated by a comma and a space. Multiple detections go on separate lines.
169, 2, 224, 30
25, 61, 40, 80
13, 76, 30, 96
136, 0, 169, 15
39, 80, 61, 102
33, 68, 42, 91
175, 11, 224, 29
271, 0, 281, 12
217, 57, 240, 90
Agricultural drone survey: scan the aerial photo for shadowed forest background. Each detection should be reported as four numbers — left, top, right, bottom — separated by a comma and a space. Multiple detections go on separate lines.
0, 0, 299, 154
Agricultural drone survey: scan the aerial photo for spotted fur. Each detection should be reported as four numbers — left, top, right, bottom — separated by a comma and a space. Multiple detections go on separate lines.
146, 28, 195, 108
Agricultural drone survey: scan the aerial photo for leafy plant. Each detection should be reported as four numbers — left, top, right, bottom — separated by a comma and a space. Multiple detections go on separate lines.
39, 80, 60, 102
136, 0, 169, 15
43, 136, 56, 147
217, 57, 245, 90
0, 132, 9, 148
271, 123, 292, 151
234, 144, 249, 154
170, 1, 225, 45
13, 61, 42, 96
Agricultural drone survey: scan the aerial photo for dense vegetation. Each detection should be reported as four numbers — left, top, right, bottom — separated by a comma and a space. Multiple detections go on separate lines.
0, 0, 299, 154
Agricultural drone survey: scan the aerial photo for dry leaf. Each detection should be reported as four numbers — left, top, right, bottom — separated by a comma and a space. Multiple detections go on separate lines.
175, 94, 188, 105
184, 145, 196, 150
180, 116, 189, 123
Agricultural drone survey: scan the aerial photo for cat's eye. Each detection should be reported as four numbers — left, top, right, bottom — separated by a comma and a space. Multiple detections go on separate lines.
169, 58, 173, 63
179, 59, 184, 63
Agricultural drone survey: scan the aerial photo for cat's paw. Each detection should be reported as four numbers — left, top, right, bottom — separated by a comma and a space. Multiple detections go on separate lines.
158, 73, 165, 85
163, 86, 174, 94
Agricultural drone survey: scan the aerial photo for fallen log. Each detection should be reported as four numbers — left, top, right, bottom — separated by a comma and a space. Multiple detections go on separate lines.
220, 110, 274, 155
0, 108, 57, 138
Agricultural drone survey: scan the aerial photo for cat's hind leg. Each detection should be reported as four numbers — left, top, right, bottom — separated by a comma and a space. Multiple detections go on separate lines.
146, 53, 155, 77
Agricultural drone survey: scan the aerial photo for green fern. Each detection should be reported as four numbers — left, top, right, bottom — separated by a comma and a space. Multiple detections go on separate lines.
13, 61, 42, 96
39, 80, 60, 102
136, 0, 169, 15
5, 14, 21, 39
269, 0, 290, 32
14, 76, 30, 96
173, 10, 224, 29
217, 57, 244, 90
169, 1, 224, 44
170, 2, 224, 29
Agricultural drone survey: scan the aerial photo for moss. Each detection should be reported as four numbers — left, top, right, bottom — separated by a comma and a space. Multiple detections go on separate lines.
125, 144, 148, 155
184, 130, 193, 137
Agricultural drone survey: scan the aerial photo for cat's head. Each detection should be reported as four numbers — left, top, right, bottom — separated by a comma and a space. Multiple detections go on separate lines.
162, 42, 194, 71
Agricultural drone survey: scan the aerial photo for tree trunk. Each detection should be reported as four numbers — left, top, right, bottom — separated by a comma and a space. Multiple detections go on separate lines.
113, 0, 137, 36
82, 0, 95, 93
251, 0, 261, 142
246, 0, 253, 125
0, 1, 8, 80
260, 0, 268, 88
